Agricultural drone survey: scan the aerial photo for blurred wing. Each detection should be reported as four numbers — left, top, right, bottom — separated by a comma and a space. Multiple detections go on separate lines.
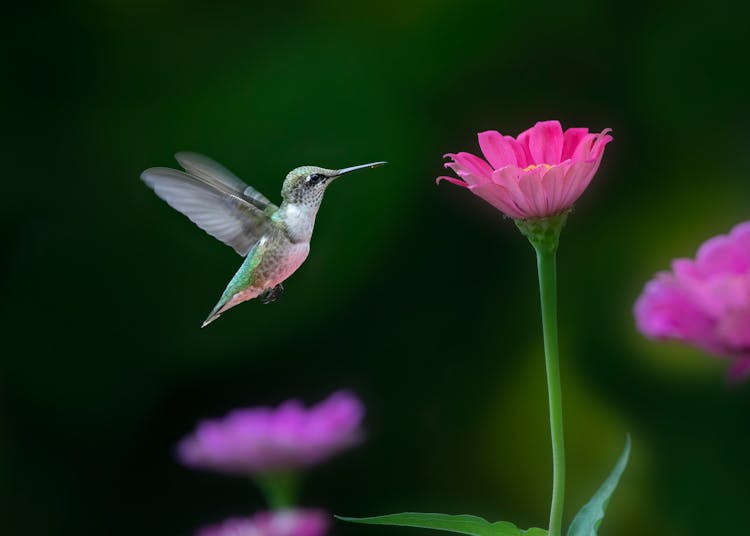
174, 152, 276, 212
141, 167, 272, 256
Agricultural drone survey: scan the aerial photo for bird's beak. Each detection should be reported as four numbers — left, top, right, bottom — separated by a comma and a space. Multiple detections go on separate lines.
334, 161, 387, 177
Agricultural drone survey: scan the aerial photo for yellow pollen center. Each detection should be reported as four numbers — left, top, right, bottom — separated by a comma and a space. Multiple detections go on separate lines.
523, 163, 553, 172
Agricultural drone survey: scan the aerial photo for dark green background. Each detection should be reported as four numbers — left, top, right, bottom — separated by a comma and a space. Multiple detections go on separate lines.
4, 1, 750, 535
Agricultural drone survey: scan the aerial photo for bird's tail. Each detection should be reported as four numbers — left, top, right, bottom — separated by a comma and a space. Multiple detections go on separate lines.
200, 237, 268, 328
201, 279, 239, 327
201, 303, 224, 328
201, 288, 259, 328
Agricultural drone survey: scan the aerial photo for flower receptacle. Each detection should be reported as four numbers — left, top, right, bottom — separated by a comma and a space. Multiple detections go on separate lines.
514, 211, 570, 254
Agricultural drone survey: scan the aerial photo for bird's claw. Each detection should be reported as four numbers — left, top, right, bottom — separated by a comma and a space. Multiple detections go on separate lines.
260, 284, 284, 304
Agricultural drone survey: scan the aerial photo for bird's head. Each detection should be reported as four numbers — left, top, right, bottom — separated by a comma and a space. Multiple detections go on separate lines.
281, 162, 386, 206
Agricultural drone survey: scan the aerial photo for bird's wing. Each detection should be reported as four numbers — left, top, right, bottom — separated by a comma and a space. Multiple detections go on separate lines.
141, 167, 273, 256
174, 152, 277, 213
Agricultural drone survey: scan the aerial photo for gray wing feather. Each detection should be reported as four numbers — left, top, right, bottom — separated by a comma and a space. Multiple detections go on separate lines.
141, 167, 272, 256
174, 152, 275, 211
242, 185, 275, 210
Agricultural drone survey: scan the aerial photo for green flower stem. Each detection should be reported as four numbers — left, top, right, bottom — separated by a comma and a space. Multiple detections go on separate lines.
255, 472, 299, 510
535, 246, 565, 536
515, 213, 568, 536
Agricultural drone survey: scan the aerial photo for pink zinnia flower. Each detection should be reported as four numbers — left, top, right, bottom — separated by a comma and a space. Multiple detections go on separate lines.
196, 509, 329, 536
178, 391, 364, 475
438, 120, 612, 219
635, 222, 750, 381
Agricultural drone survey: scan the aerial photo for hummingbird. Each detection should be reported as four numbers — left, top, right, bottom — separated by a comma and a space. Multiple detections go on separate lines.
141, 152, 386, 327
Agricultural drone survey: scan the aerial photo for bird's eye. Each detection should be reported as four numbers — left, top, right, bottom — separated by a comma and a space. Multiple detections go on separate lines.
307, 173, 325, 184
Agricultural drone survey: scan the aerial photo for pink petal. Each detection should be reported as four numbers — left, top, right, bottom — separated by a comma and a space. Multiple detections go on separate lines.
561, 128, 589, 160
568, 128, 612, 163
443, 152, 492, 185
730, 221, 750, 264
696, 235, 747, 275
491, 166, 534, 218
730, 221, 750, 243
517, 120, 564, 165
470, 182, 526, 218
517, 169, 550, 217
436, 175, 468, 187
271, 401, 307, 443
198, 510, 330, 536
478, 131, 526, 168
692, 276, 748, 318
505, 136, 528, 168
672, 258, 701, 281
571, 130, 611, 193
558, 160, 596, 209
634, 275, 716, 349
176, 392, 364, 475
718, 308, 750, 348
540, 165, 568, 214
570, 133, 597, 161
590, 128, 614, 160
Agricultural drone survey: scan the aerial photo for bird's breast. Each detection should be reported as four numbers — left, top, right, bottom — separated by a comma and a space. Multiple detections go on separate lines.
259, 241, 310, 287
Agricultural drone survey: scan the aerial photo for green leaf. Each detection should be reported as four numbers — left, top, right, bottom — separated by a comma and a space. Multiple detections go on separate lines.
567, 435, 631, 536
337, 512, 547, 536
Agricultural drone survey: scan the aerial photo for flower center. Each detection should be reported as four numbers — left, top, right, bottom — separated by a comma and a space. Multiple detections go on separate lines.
523, 163, 553, 172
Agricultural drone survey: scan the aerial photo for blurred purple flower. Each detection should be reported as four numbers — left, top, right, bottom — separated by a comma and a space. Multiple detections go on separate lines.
635, 221, 750, 380
178, 391, 364, 475
197, 509, 329, 536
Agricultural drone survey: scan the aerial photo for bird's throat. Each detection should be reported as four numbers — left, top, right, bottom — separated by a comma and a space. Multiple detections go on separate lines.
279, 202, 318, 243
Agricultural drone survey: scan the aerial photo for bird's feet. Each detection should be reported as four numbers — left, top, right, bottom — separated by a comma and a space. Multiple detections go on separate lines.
260, 283, 284, 304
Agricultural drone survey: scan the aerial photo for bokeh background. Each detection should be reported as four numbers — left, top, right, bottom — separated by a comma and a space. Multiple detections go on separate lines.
4, 1, 750, 535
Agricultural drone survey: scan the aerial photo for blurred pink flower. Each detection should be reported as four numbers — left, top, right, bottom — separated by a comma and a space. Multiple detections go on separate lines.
438, 120, 612, 219
178, 391, 364, 475
197, 509, 329, 536
635, 222, 750, 380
